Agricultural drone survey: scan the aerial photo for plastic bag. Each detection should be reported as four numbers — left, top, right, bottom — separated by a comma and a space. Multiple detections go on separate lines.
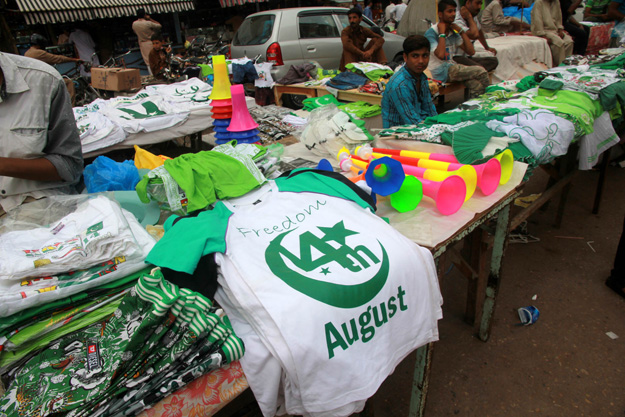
296, 104, 374, 158
134, 145, 171, 170
84, 156, 141, 193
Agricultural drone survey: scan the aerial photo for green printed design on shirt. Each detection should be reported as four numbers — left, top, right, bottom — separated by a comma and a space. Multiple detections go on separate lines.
117, 101, 167, 120
265, 220, 389, 309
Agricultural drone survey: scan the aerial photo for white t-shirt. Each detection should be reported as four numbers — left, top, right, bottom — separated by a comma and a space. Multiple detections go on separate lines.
148, 172, 443, 416
454, 9, 481, 32
385, 4, 396, 20
254, 62, 275, 88
69, 29, 100, 66
393, 3, 408, 21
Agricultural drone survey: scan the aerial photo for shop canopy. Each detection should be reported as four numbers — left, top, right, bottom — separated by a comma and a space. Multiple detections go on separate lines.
15, 0, 195, 25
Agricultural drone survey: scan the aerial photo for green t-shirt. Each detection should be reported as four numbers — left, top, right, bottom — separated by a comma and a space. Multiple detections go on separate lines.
585, 0, 611, 15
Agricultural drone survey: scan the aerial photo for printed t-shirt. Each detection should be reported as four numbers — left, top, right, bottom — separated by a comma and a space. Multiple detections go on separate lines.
147, 169, 442, 416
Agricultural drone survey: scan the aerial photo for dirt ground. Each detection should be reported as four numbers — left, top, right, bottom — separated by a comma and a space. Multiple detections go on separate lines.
371, 161, 625, 416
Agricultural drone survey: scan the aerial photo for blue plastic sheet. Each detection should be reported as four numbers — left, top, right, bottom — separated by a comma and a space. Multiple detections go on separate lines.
84, 156, 141, 193
502, 4, 533, 25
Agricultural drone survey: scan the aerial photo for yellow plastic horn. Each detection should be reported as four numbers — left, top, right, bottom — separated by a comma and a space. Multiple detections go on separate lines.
209, 55, 232, 100
493, 149, 514, 185
337, 146, 351, 162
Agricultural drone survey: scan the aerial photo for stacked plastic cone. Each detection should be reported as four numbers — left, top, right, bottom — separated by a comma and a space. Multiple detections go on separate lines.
209, 55, 234, 144
226, 84, 260, 144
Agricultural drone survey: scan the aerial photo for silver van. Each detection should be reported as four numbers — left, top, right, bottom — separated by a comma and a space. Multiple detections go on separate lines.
230, 7, 406, 82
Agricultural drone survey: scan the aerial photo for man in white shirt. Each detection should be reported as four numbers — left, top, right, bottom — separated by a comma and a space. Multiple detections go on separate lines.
132, 8, 162, 75
384, 1, 396, 22
453, 0, 498, 72
393, 0, 408, 27
68, 27, 100, 76
424, 0, 491, 97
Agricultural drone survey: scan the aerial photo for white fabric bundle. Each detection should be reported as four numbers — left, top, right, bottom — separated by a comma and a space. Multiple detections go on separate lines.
99, 94, 189, 134
74, 99, 127, 153
486, 109, 575, 164
0, 195, 152, 281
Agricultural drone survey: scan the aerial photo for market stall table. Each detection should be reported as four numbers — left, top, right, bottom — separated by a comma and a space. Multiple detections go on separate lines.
473, 35, 552, 81
280, 141, 527, 416
83, 107, 213, 158
273, 83, 383, 107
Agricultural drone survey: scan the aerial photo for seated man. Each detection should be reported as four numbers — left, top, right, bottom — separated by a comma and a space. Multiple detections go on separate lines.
531, 0, 574, 66
382, 35, 437, 128
560, 0, 588, 55
0, 52, 83, 215
604, 0, 625, 47
425, 0, 491, 98
481, 0, 530, 35
454, 0, 499, 72
24, 33, 81, 105
148, 34, 171, 80
340, 8, 386, 70
584, 0, 611, 21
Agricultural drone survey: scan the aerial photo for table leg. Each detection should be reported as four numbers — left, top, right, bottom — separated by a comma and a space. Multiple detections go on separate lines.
592, 147, 611, 215
273, 87, 283, 107
408, 342, 434, 417
478, 203, 512, 342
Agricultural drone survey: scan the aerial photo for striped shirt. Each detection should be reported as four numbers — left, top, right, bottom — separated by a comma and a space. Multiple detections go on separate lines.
381, 66, 437, 128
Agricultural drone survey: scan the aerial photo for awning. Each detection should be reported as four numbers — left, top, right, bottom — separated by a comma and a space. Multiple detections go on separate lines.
16, 0, 195, 24
218, 0, 267, 8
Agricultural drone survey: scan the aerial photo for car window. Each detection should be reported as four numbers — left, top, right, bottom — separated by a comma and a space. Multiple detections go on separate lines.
233, 15, 275, 46
337, 13, 349, 29
299, 14, 340, 38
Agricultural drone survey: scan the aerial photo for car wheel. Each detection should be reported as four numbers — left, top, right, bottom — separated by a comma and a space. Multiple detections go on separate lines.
282, 94, 306, 110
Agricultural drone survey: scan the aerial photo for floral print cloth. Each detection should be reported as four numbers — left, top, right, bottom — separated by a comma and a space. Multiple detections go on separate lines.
138, 361, 248, 417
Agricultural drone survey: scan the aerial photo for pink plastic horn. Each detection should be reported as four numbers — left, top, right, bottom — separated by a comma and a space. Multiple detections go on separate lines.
364, 154, 476, 201
227, 84, 259, 132
400, 164, 467, 215
373, 147, 457, 163
372, 153, 502, 196
374, 147, 513, 188
471, 158, 501, 195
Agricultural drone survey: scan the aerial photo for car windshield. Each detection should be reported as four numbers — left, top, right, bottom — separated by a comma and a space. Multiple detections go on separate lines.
233, 15, 275, 46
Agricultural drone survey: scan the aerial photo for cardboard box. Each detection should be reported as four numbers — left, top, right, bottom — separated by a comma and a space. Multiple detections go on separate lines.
91, 68, 141, 92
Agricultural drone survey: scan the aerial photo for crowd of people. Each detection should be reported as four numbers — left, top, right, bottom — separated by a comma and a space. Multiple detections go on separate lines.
366, 0, 622, 128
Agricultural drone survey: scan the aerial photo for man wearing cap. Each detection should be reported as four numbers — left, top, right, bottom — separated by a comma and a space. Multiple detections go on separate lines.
24, 34, 81, 105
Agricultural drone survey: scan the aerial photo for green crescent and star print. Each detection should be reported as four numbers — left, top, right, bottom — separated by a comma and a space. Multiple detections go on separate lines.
146, 169, 443, 416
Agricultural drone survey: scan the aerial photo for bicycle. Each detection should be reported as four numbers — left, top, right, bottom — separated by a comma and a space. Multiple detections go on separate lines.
100, 49, 135, 68
61, 61, 104, 107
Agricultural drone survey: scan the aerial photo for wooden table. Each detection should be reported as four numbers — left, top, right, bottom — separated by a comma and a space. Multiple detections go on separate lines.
406, 186, 522, 417
273, 83, 383, 107
279, 141, 526, 416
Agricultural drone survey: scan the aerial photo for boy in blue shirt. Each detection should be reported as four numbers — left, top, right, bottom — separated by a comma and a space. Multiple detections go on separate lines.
382, 35, 437, 127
